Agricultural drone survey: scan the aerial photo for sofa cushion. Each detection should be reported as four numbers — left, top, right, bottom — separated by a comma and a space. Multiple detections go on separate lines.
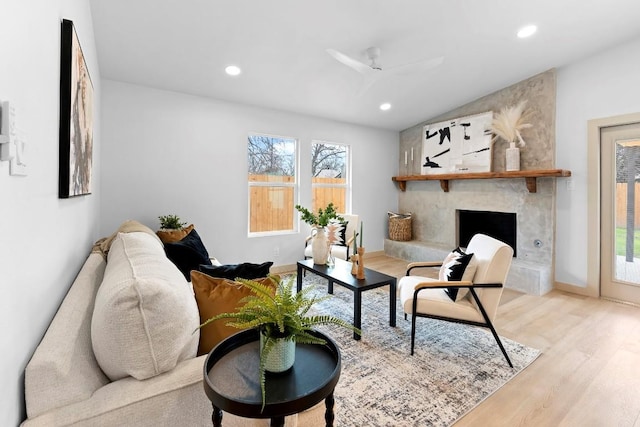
163, 228, 213, 281
92, 219, 162, 258
156, 224, 195, 244
191, 271, 277, 356
198, 261, 273, 281
91, 232, 200, 381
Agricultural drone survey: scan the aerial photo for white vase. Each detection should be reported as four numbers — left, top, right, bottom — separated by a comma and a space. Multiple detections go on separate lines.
506, 142, 520, 171
311, 227, 329, 265
260, 332, 295, 373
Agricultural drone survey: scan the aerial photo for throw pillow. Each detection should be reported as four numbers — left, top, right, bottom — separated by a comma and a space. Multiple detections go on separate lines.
163, 228, 213, 281
326, 220, 348, 246
439, 247, 478, 302
156, 224, 195, 244
198, 261, 273, 280
91, 232, 200, 381
191, 271, 278, 355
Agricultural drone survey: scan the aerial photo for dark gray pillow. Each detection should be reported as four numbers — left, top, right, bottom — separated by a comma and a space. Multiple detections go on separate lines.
199, 262, 273, 280
164, 228, 212, 281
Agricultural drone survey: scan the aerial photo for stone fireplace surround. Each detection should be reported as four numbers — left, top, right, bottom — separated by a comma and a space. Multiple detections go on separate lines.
386, 69, 558, 296
385, 176, 555, 295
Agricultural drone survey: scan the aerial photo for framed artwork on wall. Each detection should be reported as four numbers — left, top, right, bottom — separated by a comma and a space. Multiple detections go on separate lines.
59, 19, 94, 198
421, 111, 493, 174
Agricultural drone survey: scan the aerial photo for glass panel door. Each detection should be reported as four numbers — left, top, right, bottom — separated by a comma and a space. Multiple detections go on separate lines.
601, 122, 640, 304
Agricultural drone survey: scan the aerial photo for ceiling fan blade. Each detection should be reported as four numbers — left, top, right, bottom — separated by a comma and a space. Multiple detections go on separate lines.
383, 56, 444, 76
355, 73, 381, 97
326, 48, 375, 75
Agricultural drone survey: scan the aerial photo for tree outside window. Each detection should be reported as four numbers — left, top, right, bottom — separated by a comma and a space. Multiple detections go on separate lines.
248, 134, 297, 235
312, 141, 349, 213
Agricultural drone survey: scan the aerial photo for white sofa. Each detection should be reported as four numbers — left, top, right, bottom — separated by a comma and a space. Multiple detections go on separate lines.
21, 228, 320, 426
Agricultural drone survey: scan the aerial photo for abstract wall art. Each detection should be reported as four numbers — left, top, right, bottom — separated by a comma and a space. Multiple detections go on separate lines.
59, 19, 94, 198
421, 111, 493, 174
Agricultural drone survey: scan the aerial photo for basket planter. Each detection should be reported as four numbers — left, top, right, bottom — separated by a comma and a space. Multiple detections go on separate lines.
388, 213, 412, 241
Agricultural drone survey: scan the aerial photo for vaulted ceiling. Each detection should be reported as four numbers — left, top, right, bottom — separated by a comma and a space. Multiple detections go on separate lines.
90, 0, 640, 131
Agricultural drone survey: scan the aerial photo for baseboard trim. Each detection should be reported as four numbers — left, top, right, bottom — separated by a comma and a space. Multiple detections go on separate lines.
554, 281, 599, 298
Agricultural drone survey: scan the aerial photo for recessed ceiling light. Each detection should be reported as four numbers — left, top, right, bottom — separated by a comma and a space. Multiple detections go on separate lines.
379, 103, 391, 111
517, 25, 537, 38
225, 65, 242, 76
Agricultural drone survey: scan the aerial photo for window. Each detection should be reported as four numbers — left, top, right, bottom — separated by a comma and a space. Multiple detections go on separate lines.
311, 141, 349, 213
248, 134, 297, 235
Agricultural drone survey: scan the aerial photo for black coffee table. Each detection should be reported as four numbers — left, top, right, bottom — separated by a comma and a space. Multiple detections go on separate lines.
297, 258, 397, 340
203, 328, 341, 427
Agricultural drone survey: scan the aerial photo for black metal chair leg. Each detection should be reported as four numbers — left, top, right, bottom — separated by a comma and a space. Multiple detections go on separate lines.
410, 315, 417, 355
486, 322, 513, 368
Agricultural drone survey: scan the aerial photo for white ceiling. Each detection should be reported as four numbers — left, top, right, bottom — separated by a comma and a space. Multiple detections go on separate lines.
89, 0, 640, 132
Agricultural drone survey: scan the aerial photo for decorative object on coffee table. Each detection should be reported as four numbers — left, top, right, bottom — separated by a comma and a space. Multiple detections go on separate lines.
356, 223, 365, 279
198, 275, 357, 408
296, 203, 344, 265
491, 100, 533, 172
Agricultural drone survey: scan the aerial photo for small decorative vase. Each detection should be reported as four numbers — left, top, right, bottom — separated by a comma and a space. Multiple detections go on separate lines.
505, 142, 520, 171
350, 255, 358, 275
356, 247, 365, 279
311, 227, 329, 265
260, 332, 295, 373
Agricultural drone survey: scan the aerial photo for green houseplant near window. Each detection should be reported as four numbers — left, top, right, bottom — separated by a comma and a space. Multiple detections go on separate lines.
198, 275, 358, 409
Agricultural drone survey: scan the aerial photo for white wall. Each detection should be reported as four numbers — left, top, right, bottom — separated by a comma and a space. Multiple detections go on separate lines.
100, 81, 398, 267
0, 1, 101, 424
556, 36, 640, 287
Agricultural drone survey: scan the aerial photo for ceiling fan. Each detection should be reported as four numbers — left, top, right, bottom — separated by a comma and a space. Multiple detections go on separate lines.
326, 46, 444, 95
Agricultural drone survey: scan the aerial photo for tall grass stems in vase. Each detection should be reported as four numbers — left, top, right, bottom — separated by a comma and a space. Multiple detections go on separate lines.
491, 100, 533, 148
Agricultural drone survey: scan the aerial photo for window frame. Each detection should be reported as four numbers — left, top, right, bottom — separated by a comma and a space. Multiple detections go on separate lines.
311, 140, 351, 214
247, 133, 299, 237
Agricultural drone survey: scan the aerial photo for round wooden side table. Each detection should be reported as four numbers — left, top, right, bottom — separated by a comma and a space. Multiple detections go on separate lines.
203, 328, 341, 427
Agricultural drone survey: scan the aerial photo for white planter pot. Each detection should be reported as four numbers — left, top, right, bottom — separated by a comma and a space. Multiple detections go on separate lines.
260, 332, 296, 373
311, 227, 329, 265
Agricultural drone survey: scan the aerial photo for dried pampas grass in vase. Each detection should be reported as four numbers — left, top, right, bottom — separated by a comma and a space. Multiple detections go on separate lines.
491, 100, 533, 171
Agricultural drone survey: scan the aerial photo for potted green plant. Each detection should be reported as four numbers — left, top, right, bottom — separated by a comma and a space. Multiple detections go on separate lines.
295, 202, 343, 227
158, 214, 187, 230
198, 275, 358, 409
295, 203, 344, 264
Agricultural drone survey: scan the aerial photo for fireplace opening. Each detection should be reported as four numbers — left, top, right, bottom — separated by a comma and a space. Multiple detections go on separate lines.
457, 210, 516, 257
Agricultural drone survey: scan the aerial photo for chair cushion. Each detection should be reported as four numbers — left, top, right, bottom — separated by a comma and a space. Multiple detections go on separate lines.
91, 232, 200, 381
191, 271, 277, 355
439, 247, 478, 301
163, 228, 212, 280
398, 276, 484, 323
198, 261, 273, 280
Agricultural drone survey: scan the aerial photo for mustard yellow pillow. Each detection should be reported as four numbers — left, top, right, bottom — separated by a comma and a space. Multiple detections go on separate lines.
191, 271, 278, 356
156, 224, 194, 244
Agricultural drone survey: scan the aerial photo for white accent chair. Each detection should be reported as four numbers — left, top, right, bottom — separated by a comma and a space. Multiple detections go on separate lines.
398, 233, 514, 367
303, 214, 359, 261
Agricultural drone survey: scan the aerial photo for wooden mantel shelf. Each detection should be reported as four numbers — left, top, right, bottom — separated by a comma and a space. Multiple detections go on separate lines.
392, 169, 572, 193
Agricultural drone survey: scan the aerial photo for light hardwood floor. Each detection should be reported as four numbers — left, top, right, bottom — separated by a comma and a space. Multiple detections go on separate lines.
363, 254, 640, 427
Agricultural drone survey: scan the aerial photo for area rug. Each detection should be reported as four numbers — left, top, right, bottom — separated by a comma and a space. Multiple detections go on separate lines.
293, 273, 540, 427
